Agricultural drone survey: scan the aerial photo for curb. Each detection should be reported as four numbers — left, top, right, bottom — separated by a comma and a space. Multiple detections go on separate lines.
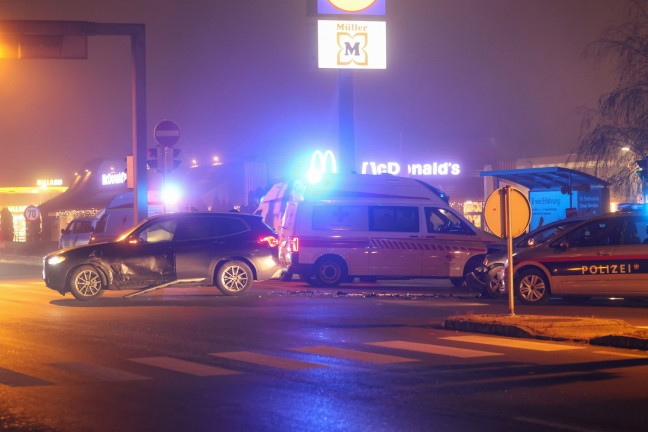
442, 315, 648, 351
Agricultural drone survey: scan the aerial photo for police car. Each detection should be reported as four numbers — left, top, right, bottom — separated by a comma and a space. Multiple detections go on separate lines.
508, 206, 648, 304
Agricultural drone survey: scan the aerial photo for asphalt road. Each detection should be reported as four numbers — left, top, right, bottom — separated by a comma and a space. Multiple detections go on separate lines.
2, 262, 648, 431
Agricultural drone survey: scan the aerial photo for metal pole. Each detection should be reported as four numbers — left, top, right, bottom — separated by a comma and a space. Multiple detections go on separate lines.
338, 70, 356, 174
505, 186, 515, 315
130, 25, 148, 223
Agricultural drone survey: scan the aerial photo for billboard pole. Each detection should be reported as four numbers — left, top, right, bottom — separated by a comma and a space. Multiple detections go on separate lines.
338, 70, 356, 174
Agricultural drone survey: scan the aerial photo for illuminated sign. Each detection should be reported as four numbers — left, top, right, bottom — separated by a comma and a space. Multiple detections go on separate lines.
318, 20, 386, 69
361, 161, 461, 176
307, 150, 338, 183
101, 172, 127, 186
37, 179, 63, 186
317, 0, 386, 15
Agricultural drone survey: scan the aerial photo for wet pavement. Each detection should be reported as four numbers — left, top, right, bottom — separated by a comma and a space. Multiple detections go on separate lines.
5, 245, 648, 351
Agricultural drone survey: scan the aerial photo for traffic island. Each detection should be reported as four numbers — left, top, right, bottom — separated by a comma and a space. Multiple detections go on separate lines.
442, 314, 648, 350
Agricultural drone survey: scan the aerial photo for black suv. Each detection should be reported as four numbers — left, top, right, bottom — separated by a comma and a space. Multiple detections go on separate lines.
43, 212, 281, 300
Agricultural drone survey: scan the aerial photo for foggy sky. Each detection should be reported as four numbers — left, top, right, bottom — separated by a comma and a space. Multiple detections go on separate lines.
0, 0, 627, 186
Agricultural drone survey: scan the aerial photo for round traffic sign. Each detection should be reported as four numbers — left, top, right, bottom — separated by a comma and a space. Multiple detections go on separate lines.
24, 205, 40, 222
484, 187, 531, 238
154, 120, 180, 148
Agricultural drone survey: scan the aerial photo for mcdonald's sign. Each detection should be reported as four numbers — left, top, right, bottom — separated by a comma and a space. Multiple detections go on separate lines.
307, 150, 338, 183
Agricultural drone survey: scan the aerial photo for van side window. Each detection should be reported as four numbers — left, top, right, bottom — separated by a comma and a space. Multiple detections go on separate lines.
94, 215, 108, 233
312, 205, 368, 231
425, 207, 474, 235
369, 206, 419, 233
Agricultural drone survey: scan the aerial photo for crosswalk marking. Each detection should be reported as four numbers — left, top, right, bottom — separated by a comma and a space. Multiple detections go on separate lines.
0, 367, 52, 387
366, 340, 502, 358
441, 335, 584, 352
130, 357, 239, 376
293, 346, 419, 364
50, 362, 151, 382
211, 351, 325, 370
593, 350, 648, 358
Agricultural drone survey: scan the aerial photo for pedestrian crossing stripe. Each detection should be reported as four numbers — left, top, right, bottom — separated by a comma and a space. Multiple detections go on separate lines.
441, 335, 584, 352
592, 350, 648, 358
366, 340, 502, 358
129, 357, 239, 376
50, 362, 151, 382
293, 346, 419, 364
210, 351, 325, 370
0, 367, 52, 387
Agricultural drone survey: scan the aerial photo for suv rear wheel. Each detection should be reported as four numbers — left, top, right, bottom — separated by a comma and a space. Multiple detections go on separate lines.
216, 260, 252, 295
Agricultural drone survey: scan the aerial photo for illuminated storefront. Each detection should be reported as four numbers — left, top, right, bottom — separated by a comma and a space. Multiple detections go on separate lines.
0, 181, 67, 242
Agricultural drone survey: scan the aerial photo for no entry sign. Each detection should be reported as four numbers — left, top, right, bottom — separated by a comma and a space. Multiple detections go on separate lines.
154, 120, 180, 148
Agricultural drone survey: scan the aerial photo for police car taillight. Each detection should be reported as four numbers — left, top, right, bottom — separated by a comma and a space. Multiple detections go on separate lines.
259, 236, 278, 248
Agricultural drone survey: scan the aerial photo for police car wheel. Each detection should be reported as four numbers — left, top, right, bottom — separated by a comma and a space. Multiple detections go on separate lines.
515, 268, 549, 304
69, 265, 105, 301
314, 256, 347, 287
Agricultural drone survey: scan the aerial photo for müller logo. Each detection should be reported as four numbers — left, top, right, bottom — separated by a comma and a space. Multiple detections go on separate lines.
337, 23, 369, 66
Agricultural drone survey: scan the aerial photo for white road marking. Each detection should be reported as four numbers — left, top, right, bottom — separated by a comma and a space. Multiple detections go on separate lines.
50, 362, 150, 381
366, 340, 502, 358
593, 350, 648, 358
130, 356, 239, 376
515, 416, 605, 432
211, 351, 325, 370
293, 346, 419, 364
441, 335, 583, 351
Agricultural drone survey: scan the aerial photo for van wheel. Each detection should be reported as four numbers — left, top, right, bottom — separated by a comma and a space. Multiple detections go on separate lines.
69, 265, 105, 301
216, 261, 252, 295
314, 256, 347, 287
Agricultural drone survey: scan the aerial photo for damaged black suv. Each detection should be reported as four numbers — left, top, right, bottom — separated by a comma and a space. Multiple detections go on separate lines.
43, 212, 281, 301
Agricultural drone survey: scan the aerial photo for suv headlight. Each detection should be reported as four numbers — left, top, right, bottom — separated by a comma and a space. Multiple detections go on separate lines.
47, 255, 66, 266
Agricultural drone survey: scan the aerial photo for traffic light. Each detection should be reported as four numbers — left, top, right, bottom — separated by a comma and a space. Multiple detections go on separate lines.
147, 147, 159, 170
172, 148, 181, 170
637, 159, 648, 180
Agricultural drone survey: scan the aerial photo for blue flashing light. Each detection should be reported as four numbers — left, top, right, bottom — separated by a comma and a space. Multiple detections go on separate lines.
162, 183, 181, 206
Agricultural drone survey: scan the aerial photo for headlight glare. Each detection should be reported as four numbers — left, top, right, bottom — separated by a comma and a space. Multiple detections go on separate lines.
47, 255, 66, 265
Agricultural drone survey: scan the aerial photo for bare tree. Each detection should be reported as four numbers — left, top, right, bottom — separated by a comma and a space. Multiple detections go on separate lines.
573, 0, 648, 201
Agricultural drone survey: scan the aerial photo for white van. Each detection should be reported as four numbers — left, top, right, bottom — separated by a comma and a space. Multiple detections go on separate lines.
89, 192, 135, 244
58, 217, 96, 249
278, 174, 497, 287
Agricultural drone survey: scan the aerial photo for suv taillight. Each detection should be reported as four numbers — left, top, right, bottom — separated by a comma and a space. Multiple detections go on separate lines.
259, 236, 279, 248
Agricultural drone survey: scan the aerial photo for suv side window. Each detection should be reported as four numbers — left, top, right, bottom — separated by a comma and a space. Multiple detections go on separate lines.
212, 217, 249, 237
138, 219, 177, 243
174, 217, 213, 241
369, 206, 419, 232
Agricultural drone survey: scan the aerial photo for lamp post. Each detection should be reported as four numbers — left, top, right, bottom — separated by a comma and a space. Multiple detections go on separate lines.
0, 20, 148, 223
